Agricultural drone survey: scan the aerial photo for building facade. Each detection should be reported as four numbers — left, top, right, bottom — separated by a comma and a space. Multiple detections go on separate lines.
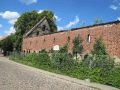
22, 18, 120, 59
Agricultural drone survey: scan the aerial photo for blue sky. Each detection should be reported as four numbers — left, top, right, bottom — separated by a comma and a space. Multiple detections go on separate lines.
0, 0, 120, 38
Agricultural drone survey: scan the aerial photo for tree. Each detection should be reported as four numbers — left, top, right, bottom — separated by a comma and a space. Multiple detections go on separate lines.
92, 38, 107, 56
14, 10, 57, 51
0, 35, 14, 56
84, 38, 114, 70
94, 18, 103, 24
73, 34, 83, 60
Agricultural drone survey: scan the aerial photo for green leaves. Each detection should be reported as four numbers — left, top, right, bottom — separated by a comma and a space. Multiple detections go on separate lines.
73, 34, 83, 55
0, 10, 57, 52
72, 34, 83, 60
92, 38, 107, 55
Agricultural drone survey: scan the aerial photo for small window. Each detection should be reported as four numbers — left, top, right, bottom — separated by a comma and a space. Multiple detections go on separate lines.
53, 38, 56, 43
42, 25, 46, 31
68, 36, 70, 42
29, 50, 30, 53
44, 38, 45, 42
87, 34, 91, 43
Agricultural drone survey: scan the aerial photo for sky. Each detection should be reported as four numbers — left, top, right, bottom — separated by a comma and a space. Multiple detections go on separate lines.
0, 0, 120, 38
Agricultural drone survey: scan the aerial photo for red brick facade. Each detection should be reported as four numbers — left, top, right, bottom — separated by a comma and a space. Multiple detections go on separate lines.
22, 21, 120, 58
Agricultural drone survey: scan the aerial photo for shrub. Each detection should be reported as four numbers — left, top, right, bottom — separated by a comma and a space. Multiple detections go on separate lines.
82, 38, 116, 86
92, 38, 107, 55
83, 54, 115, 70
105, 66, 120, 88
51, 45, 75, 71
38, 50, 50, 66
73, 34, 83, 60
24, 53, 39, 65
52, 52, 74, 70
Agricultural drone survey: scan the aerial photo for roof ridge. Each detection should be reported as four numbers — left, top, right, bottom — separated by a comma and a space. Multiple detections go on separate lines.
24, 16, 47, 37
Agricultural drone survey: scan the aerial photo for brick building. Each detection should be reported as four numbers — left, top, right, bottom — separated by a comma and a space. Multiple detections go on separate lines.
22, 17, 120, 59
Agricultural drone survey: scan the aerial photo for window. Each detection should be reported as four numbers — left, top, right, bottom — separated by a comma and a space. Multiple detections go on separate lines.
44, 38, 45, 42
53, 38, 56, 43
87, 34, 91, 43
68, 36, 70, 42
42, 25, 46, 31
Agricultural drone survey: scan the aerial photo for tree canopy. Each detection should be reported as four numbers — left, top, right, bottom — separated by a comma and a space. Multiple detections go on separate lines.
14, 10, 57, 36
0, 10, 57, 53
92, 38, 108, 55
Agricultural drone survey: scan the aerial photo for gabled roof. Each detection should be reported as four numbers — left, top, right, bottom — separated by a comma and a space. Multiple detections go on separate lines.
24, 16, 48, 37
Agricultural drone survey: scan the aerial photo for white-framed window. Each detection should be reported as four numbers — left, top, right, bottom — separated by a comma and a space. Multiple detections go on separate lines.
87, 34, 91, 43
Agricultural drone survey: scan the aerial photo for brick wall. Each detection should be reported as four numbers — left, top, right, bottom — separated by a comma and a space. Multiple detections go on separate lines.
22, 22, 120, 58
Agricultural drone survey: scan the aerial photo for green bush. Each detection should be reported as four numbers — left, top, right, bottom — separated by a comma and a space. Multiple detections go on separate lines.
9, 52, 24, 60
51, 52, 74, 71
83, 54, 115, 71
38, 50, 51, 66
105, 66, 120, 88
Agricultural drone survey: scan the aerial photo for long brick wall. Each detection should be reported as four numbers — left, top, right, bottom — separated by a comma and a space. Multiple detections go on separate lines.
22, 22, 120, 58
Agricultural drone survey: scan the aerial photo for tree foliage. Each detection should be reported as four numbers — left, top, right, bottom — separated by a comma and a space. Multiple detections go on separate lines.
73, 34, 83, 59
92, 38, 108, 55
14, 10, 57, 36
0, 35, 14, 55
0, 10, 57, 52
94, 18, 103, 24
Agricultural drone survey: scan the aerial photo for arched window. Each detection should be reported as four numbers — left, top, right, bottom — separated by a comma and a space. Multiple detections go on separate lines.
87, 34, 91, 43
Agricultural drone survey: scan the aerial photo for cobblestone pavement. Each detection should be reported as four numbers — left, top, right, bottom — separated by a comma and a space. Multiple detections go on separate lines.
0, 56, 119, 90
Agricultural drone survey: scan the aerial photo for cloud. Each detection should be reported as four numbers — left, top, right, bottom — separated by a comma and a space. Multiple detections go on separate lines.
0, 11, 20, 20
0, 24, 2, 28
9, 19, 18, 25
0, 11, 20, 25
57, 26, 64, 30
38, 10, 62, 22
110, 5, 118, 10
57, 16, 80, 30
65, 16, 80, 28
110, 0, 120, 10
20, 0, 37, 5
38, 10, 44, 13
4, 26, 16, 35
54, 15, 62, 21
117, 17, 120, 20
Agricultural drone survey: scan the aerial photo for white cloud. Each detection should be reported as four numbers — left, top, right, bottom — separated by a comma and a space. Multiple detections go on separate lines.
0, 11, 20, 20
38, 10, 44, 13
9, 19, 18, 25
5, 26, 16, 35
20, 0, 37, 5
54, 15, 62, 21
110, 0, 120, 10
110, 5, 118, 10
38, 10, 62, 22
57, 26, 64, 30
57, 16, 80, 30
0, 11, 20, 25
117, 17, 120, 20
0, 24, 2, 28
65, 16, 80, 28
